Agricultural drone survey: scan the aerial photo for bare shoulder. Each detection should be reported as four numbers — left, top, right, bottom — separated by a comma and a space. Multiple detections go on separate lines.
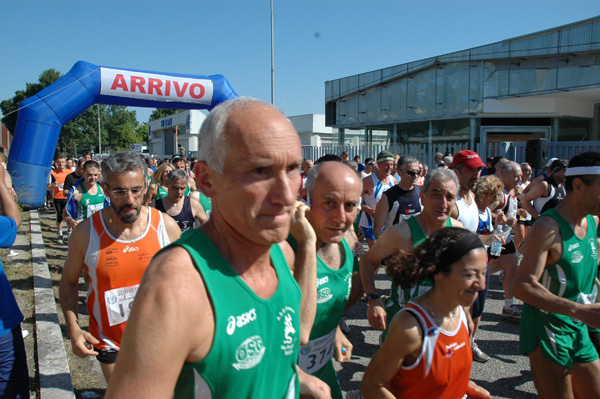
383, 308, 423, 356
450, 217, 463, 228
160, 212, 182, 241
278, 240, 295, 271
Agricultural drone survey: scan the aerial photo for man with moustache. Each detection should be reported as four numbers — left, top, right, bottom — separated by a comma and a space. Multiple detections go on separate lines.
105, 98, 330, 398
59, 151, 181, 383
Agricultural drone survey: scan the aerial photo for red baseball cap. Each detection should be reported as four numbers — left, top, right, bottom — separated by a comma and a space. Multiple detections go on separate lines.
452, 150, 486, 169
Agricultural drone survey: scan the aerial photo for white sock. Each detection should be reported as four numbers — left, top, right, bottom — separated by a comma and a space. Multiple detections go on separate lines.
504, 298, 513, 308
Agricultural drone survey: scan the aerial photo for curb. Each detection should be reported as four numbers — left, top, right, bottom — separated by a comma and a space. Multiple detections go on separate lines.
30, 210, 76, 399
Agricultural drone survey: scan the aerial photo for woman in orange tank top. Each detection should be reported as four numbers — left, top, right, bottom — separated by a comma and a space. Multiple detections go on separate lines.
361, 228, 491, 399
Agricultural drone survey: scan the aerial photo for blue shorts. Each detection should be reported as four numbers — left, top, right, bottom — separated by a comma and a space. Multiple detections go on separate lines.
0, 325, 29, 398
361, 226, 376, 241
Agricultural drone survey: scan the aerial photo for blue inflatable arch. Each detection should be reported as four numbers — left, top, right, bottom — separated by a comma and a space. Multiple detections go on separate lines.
7, 61, 238, 208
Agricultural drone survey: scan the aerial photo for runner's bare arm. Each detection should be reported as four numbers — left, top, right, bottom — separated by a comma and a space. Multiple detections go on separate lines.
361, 311, 423, 398
521, 181, 548, 219
161, 212, 182, 242
105, 247, 211, 399
344, 229, 364, 310
373, 192, 390, 239
191, 197, 209, 225
360, 223, 411, 330
514, 216, 600, 329
58, 219, 99, 357
283, 201, 317, 345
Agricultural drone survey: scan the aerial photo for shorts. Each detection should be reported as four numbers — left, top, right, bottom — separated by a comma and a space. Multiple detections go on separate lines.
96, 348, 119, 364
53, 199, 67, 223
360, 226, 376, 241
471, 265, 490, 318
518, 219, 532, 226
520, 305, 599, 368
0, 325, 29, 399
500, 240, 516, 255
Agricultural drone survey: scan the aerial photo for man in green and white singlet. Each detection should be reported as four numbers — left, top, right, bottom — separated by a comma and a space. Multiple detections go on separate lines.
515, 151, 600, 399
360, 168, 463, 336
63, 160, 107, 229
296, 160, 363, 399
105, 98, 331, 399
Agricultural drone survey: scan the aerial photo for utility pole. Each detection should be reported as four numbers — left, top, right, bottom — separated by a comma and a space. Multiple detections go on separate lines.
97, 104, 102, 156
271, 0, 275, 105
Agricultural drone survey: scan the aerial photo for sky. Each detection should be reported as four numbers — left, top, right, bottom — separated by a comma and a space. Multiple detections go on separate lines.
1, 1, 599, 125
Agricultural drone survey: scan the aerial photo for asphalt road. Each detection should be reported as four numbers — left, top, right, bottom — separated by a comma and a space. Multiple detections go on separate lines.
334, 267, 538, 399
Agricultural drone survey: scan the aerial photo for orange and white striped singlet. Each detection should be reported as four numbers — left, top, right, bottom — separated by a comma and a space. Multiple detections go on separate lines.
85, 207, 170, 351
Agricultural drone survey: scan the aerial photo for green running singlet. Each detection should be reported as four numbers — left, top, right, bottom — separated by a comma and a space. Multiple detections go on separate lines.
77, 182, 105, 220
520, 209, 599, 366
297, 238, 353, 399
173, 229, 301, 399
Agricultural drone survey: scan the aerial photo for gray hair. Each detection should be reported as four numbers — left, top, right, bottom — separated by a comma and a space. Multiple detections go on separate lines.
197, 97, 276, 174
398, 155, 419, 170
101, 151, 147, 183
305, 161, 362, 198
501, 161, 520, 175
422, 167, 459, 193
166, 169, 188, 185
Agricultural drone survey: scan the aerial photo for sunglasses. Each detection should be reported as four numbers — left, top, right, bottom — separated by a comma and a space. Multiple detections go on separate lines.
403, 169, 422, 177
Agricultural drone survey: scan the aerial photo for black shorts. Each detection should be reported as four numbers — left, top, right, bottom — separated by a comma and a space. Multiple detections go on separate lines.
517, 219, 532, 226
96, 348, 118, 364
500, 240, 516, 256
53, 199, 67, 223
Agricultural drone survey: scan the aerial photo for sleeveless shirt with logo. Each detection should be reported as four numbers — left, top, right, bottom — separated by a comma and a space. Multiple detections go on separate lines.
85, 207, 170, 351
298, 238, 353, 399
77, 182, 106, 220
521, 209, 598, 335
388, 301, 472, 399
173, 229, 301, 399
359, 174, 393, 229
50, 169, 71, 199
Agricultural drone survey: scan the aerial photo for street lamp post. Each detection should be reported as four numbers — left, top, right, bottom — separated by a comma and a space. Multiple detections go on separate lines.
97, 104, 102, 156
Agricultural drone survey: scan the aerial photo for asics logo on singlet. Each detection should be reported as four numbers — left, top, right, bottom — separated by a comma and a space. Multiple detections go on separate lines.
226, 308, 257, 335
568, 243, 580, 252
317, 276, 329, 286
123, 245, 139, 253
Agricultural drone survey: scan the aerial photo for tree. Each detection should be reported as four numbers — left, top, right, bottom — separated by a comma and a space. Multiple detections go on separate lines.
149, 108, 184, 121
0, 69, 62, 133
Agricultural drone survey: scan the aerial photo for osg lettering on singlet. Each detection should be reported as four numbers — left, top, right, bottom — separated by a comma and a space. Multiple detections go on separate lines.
316, 276, 332, 304
226, 308, 257, 335
232, 335, 266, 371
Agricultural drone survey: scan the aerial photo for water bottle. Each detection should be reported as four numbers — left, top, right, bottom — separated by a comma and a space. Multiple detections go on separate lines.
490, 225, 503, 257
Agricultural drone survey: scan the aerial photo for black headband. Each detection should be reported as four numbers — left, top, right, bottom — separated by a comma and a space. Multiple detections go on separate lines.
438, 234, 484, 271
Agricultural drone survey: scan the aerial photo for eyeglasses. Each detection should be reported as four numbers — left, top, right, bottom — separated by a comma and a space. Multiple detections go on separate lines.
107, 185, 145, 199
403, 169, 422, 177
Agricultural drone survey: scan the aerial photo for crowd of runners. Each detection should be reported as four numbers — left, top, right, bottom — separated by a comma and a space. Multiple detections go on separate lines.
1, 96, 600, 398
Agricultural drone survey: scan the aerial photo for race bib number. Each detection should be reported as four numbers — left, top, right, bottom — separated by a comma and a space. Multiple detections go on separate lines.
87, 202, 104, 216
298, 328, 336, 372
104, 284, 140, 326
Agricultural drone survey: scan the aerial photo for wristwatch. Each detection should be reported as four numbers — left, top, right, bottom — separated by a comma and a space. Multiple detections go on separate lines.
365, 293, 380, 304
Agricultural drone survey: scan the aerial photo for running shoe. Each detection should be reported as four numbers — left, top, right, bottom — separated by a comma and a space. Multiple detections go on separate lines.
502, 304, 521, 318
472, 341, 490, 363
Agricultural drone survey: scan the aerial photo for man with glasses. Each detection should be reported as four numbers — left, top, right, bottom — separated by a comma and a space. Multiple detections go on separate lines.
153, 169, 208, 232
373, 155, 422, 239
59, 151, 181, 383
515, 152, 600, 399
